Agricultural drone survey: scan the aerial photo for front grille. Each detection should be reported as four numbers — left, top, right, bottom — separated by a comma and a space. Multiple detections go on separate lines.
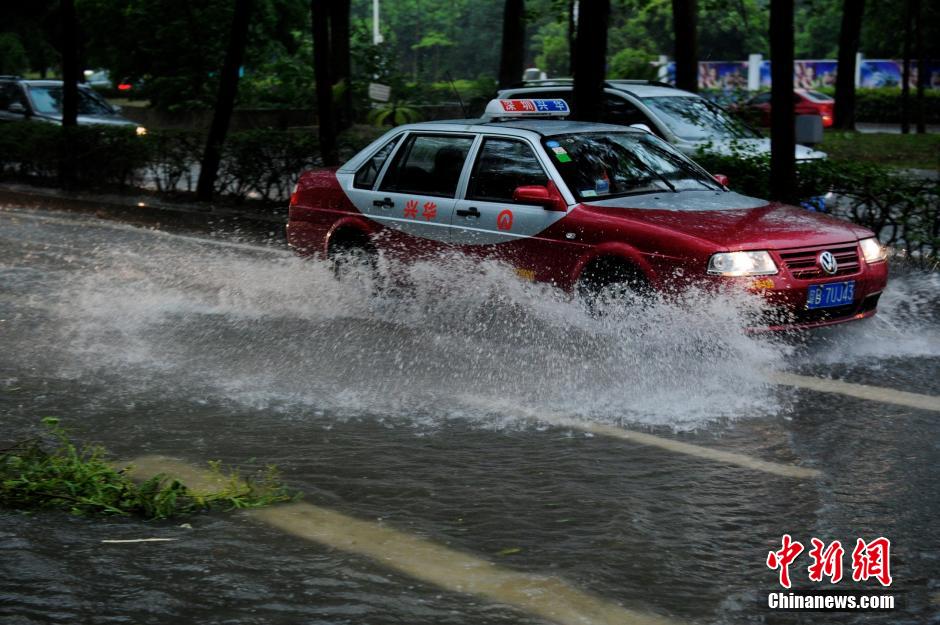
777, 243, 860, 279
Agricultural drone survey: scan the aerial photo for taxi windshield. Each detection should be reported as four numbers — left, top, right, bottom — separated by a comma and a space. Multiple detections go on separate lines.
641, 95, 760, 141
543, 131, 723, 201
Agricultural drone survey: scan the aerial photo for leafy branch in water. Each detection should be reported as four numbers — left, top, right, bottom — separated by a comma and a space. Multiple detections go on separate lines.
0, 418, 297, 519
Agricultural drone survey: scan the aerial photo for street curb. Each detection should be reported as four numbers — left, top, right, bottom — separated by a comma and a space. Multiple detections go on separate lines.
0, 183, 287, 241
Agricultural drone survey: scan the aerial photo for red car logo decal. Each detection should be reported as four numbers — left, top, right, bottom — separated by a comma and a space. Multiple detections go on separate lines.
497, 209, 514, 231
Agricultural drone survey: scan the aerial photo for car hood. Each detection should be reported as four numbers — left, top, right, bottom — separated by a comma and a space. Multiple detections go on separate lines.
582, 190, 870, 249
676, 137, 827, 160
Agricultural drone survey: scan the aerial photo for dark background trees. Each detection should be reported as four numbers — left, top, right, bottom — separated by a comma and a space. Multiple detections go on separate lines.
832, 0, 864, 130
672, 0, 697, 92
572, 0, 610, 122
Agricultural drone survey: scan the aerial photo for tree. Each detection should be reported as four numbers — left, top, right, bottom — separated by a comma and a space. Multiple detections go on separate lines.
60, 0, 79, 128
196, 0, 254, 202
330, 0, 353, 130
769, 0, 795, 203
900, 0, 914, 134
311, 0, 338, 166
572, 0, 609, 122
833, 0, 864, 130
672, 0, 697, 92
498, 0, 526, 88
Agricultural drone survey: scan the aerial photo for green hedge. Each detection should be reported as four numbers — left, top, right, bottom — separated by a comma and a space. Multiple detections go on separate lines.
822, 87, 940, 124
0, 122, 335, 203
696, 150, 940, 260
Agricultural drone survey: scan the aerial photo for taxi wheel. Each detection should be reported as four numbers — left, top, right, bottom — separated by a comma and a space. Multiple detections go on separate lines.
328, 238, 378, 285
576, 258, 650, 313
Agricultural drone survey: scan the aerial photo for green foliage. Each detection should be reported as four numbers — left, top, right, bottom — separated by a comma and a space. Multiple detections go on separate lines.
215, 129, 320, 200
694, 149, 940, 260
532, 20, 570, 78
608, 48, 657, 80
367, 102, 422, 127
0, 122, 148, 187
0, 122, 386, 202
0, 418, 297, 519
0, 33, 29, 75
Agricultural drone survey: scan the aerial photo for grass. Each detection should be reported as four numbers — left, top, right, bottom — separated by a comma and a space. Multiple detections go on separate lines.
0, 418, 297, 519
819, 131, 940, 170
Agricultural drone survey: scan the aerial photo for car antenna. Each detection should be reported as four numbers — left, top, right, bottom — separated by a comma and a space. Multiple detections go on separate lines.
445, 72, 467, 118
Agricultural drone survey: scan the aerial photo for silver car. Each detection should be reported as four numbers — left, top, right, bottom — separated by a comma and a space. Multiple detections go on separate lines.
0, 77, 146, 134
497, 80, 826, 161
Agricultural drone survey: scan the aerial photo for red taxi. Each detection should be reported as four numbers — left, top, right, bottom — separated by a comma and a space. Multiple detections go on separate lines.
287, 99, 887, 329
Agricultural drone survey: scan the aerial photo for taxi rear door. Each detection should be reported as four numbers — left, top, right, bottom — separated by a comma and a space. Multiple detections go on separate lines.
356, 132, 475, 245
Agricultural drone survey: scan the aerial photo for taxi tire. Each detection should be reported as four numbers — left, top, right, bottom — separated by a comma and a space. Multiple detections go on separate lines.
576, 258, 651, 314
328, 238, 379, 285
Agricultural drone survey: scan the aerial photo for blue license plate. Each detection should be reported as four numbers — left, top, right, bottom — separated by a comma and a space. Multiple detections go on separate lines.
806, 281, 855, 309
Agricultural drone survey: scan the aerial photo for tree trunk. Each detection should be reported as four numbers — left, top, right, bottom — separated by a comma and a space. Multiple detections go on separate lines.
672, 0, 698, 92
900, 0, 913, 134
769, 0, 795, 203
312, 0, 338, 166
196, 0, 253, 202
61, 0, 79, 128
832, 0, 864, 130
330, 0, 353, 130
572, 0, 609, 122
498, 0, 526, 88
59, 0, 80, 189
568, 0, 576, 76
914, 0, 925, 134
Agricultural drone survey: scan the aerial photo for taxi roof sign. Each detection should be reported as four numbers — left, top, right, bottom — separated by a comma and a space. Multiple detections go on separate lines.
484, 98, 570, 118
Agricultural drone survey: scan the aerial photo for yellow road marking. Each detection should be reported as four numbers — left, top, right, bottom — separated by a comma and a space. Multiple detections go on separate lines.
771, 372, 940, 413
127, 455, 680, 625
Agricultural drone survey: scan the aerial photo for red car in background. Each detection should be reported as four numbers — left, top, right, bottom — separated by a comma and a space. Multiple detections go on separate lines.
738, 89, 835, 128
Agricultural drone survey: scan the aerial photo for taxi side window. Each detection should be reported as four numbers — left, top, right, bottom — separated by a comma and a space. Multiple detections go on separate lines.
379, 134, 473, 197
466, 138, 548, 203
354, 135, 400, 189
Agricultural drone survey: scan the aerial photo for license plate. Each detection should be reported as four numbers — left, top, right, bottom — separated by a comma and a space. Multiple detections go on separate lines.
806, 281, 855, 309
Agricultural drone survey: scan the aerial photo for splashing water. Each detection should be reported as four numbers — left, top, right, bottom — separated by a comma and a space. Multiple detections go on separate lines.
6, 210, 938, 430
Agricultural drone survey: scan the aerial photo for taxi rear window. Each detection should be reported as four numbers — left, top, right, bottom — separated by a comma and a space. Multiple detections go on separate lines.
354, 135, 401, 190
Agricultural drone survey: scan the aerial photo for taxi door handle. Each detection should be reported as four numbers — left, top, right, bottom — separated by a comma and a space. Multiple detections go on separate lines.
373, 197, 394, 208
456, 207, 480, 218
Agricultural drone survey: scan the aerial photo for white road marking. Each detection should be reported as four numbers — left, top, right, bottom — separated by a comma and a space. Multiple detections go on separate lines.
771, 372, 940, 413
127, 456, 680, 625
547, 417, 820, 479
101, 538, 179, 544
453, 395, 820, 479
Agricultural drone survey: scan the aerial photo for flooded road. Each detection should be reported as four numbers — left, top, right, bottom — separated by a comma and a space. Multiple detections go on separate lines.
1, 207, 938, 624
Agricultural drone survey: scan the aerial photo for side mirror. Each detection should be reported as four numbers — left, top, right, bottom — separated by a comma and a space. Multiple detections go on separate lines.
713, 174, 729, 187
8, 102, 26, 115
513, 182, 567, 212
629, 122, 653, 133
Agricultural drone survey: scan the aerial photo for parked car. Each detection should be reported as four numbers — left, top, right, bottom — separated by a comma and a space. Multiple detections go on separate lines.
497, 80, 827, 160
0, 77, 146, 134
286, 99, 886, 331
736, 88, 835, 128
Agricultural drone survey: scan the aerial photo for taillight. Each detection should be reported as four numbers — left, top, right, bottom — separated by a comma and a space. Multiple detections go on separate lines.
289, 182, 299, 206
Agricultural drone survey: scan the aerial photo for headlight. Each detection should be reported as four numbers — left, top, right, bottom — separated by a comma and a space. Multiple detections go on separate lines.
135, 126, 148, 136
859, 237, 886, 264
707, 251, 778, 276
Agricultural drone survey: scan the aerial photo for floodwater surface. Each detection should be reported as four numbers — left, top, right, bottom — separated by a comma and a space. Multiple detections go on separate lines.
0, 208, 938, 624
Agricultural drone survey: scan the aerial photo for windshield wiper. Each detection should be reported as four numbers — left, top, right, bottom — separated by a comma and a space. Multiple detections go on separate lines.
616, 148, 677, 193
641, 141, 722, 191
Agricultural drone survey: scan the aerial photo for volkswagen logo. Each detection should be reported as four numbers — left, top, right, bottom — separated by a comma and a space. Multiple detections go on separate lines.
818, 251, 838, 275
